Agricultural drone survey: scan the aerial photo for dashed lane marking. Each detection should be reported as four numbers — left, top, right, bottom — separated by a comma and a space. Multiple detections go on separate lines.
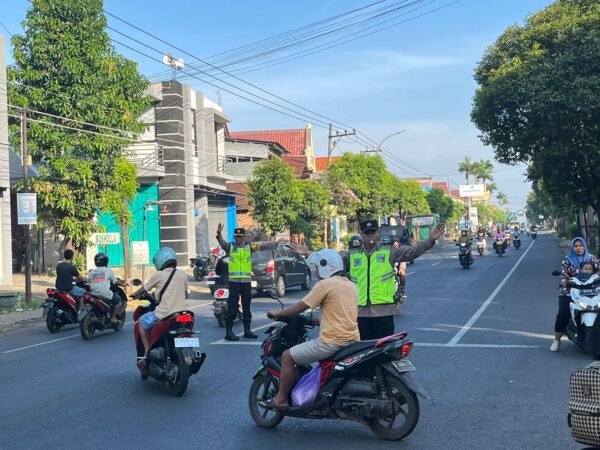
431, 262, 441, 267
1, 301, 213, 354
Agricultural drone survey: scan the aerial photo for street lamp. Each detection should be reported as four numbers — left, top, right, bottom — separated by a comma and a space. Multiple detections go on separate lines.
376, 129, 406, 152
142, 201, 159, 282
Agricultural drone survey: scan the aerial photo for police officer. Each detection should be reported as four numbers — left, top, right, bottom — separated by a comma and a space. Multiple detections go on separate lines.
347, 219, 445, 340
216, 224, 278, 341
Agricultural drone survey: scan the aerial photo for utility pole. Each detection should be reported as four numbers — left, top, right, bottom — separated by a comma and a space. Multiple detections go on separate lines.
21, 107, 32, 304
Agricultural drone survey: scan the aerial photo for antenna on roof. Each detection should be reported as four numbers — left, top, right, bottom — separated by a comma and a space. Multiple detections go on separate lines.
162, 53, 185, 80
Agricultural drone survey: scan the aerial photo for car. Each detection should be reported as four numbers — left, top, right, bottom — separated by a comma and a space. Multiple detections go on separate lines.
251, 243, 312, 297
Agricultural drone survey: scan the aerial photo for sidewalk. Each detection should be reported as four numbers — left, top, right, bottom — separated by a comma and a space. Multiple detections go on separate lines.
0, 272, 210, 328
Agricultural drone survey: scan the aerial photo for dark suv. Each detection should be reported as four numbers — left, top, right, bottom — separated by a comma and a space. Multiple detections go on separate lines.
251, 243, 312, 297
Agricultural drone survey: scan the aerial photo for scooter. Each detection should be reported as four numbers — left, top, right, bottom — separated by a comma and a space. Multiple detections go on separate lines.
477, 238, 487, 256
207, 255, 243, 327
78, 280, 128, 340
493, 238, 507, 257
190, 254, 210, 281
43, 280, 87, 333
552, 270, 600, 357
131, 280, 206, 396
249, 310, 425, 441
455, 241, 472, 269
531, 230, 538, 240
513, 234, 522, 250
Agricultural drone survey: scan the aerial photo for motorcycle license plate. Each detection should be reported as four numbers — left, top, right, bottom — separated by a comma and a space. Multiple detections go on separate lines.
251, 281, 257, 288
207, 280, 215, 285
391, 360, 416, 373
175, 338, 199, 348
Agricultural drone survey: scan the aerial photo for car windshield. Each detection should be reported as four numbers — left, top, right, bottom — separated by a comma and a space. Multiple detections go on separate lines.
252, 250, 273, 261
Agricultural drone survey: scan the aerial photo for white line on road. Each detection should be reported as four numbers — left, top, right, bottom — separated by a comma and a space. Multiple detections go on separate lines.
209, 341, 539, 348
446, 240, 536, 347
210, 322, 274, 345
2, 301, 213, 355
431, 262, 441, 267
406, 272, 415, 276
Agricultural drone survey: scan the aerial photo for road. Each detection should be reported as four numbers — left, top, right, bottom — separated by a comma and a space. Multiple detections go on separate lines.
0, 233, 589, 450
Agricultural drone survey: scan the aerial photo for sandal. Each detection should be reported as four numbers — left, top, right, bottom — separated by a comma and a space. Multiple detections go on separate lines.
259, 398, 290, 411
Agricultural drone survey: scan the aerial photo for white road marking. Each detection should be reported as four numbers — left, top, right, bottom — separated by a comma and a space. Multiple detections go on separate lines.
210, 322, 273, 345
2, 301, 213, 354
431, 262, 441, 267
406, 272, 415, 276
210, 341, 539, 348
447, 240, 535, 346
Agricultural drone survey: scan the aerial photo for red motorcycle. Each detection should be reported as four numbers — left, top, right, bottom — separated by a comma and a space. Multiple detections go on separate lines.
78, 280, 128, 340
43, 281, 87, 333
131, 280, 206, 396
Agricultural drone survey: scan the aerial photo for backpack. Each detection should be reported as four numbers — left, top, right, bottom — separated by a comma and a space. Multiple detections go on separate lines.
568, 361, 600, 447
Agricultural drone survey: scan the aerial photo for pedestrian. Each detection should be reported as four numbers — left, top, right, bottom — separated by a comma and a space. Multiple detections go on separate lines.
347, 219, 445, 340
216, 224, 279, 341
550, 237, 598, 352
392, 239, 407, 312
55, 249, 88, 310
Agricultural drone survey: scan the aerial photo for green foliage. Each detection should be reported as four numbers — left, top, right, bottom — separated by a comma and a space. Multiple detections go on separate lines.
99, 159, 139, 226
426, 188, 454, 223
449, 200, 467, 224
8, 0, 150, 248
247, 158, 300, 237
388, 178, 430, 218
289, 179, 330, 239
567, 223, 579, 240
491, 207, 509, 225
475, 203, 491, 226
457, 156, 475, 183
471, 0, 600, 218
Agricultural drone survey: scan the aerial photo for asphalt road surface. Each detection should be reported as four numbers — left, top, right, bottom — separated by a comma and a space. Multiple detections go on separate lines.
0, 233, 591, 450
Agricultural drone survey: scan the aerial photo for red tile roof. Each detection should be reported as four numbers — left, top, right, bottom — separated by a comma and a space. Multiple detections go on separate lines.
282, 155, 310, 176
314, 156, 339, 172
229, 129, 307, 156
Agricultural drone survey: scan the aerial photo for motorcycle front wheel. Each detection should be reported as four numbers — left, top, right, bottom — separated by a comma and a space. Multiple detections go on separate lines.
167, 348, 190, 396
248, 372, 284, 428
369, 376, 420, 441
113, 308, 126, 332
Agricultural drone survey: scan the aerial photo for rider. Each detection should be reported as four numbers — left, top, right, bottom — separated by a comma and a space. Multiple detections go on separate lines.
132, 247, 189, 365
493, 227, 507, 252
263, 250, 360, 411
550, 237, 598, 352
216, 224, 279, 341
347, 219, 445, 340
55, 249, 88, 309
475, 227, 487, 253
456, 229, 473, 262
88, 253, 124, 326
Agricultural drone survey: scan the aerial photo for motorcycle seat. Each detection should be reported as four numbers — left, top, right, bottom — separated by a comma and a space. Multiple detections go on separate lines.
330, 340, 379, 361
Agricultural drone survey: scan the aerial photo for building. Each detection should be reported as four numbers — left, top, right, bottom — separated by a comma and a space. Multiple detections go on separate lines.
0, 35, 13, 284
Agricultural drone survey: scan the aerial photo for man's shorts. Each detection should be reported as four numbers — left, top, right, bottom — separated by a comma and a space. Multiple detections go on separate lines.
290, 338, 354, 367
139, 311, 160, 330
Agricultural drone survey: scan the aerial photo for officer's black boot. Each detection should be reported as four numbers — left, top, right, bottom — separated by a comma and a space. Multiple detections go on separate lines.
224, 320, 239, 341
243, 320, 258, 339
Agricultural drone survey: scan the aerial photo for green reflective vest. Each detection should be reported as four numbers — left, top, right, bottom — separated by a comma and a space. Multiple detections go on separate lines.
349, 248, 396, 306
228, 243, 252, 281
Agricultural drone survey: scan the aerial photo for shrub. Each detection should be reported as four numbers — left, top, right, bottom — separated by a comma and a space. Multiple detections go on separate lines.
566, 223, 579, 240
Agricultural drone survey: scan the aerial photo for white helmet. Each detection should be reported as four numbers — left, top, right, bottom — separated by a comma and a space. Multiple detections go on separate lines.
306, 250, 344, 279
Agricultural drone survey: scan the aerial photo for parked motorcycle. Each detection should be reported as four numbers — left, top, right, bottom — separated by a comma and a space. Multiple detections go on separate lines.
43, 280, 87, 333
248, 311, 425, 441
190, 255, 210, 281
78, 279, 128, 340
455, 241, 472, 269
477, 238, 487, 256
513, 234, 522, 250
131, 280, 206, 395
552, 270, 600, 357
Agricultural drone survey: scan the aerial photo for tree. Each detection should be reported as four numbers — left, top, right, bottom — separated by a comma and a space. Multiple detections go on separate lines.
8, 0, 150, 250
325, 153, 393, 220
496, 192, 509, 209
471, 0, 600, 240
100, 159, 139, 286
247, 158, 300, 238
473, 159, 494, 190
449, 200, 467, 225
426, 188, 454, 223
458, 156, 476, 184
289, 179, 330, 240
388, 178, 431, 219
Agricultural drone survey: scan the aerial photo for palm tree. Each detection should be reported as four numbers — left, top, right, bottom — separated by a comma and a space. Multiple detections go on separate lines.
474, 159, 494, 204
458, 157, 475, 184
496, 192, 509, 209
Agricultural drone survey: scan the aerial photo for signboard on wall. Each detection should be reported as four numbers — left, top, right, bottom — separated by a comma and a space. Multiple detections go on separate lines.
459, 184, 485, 198
90, 233, 121, 245
17, 193, 37, 225
132, 241, 150, 266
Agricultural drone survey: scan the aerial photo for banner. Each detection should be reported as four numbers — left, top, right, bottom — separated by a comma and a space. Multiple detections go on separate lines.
459, 184, 485, 197
17, 193, 37, 225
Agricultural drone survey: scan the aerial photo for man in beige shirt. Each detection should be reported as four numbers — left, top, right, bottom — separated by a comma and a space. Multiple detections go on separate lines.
264, 250, 359, 411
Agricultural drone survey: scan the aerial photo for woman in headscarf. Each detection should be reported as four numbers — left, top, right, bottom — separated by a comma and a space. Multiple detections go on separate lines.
550, 237, 598, 352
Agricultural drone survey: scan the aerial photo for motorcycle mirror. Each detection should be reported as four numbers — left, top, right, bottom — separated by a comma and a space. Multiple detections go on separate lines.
551, 270, 561, 276
267, 288, 284, 309
131, 279, 143, 286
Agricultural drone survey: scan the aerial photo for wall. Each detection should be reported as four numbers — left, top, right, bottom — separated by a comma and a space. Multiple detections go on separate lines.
0, 35, 12, 284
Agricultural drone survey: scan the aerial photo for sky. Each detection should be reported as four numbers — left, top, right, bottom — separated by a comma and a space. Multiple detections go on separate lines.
1, 0, 556, 211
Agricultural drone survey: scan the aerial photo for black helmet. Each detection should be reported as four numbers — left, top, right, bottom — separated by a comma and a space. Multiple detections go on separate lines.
348, 235, 362, 249
380, 235, 391, 246
94, 253, 109, 267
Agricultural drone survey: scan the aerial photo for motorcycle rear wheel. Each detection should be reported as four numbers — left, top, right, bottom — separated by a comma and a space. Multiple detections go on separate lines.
167, 348, 190, 396
369, 376, 420, 441
193, 266, 204, 282
248, 372, 284, 428
46, 308, 62, 333
80, 311, 96, 340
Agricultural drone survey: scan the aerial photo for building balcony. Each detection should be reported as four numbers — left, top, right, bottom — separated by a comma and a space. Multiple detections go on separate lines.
127, 142, 165, 179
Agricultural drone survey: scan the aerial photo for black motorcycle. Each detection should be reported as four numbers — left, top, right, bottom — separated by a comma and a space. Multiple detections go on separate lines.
248, 313, 425, 441
531, 230, 537, 240
513, 234, 522, 250
493, 238, 507, 257
455, 241, 472, 269
190, 255, 210, 281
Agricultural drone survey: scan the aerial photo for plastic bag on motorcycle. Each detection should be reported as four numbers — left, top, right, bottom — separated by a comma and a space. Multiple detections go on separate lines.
291, 364, 322, 406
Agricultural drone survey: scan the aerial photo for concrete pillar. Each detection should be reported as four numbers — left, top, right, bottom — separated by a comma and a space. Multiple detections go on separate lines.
0, 35, 13, 284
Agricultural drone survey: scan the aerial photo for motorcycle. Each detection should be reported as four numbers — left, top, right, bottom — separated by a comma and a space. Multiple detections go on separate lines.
248, 308, 425, 441
477, 238, 487, 256
131, 280, 206, 395
531, 230, 538, 240
78, 279, 128, 340
190, 255, 210, 281
552, 270, 600, 357
512, 234, 522, 250
206, 255, 243, 327
455, 241, 472, 269
42, 280, 87, 333
493, 238, 507, 257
